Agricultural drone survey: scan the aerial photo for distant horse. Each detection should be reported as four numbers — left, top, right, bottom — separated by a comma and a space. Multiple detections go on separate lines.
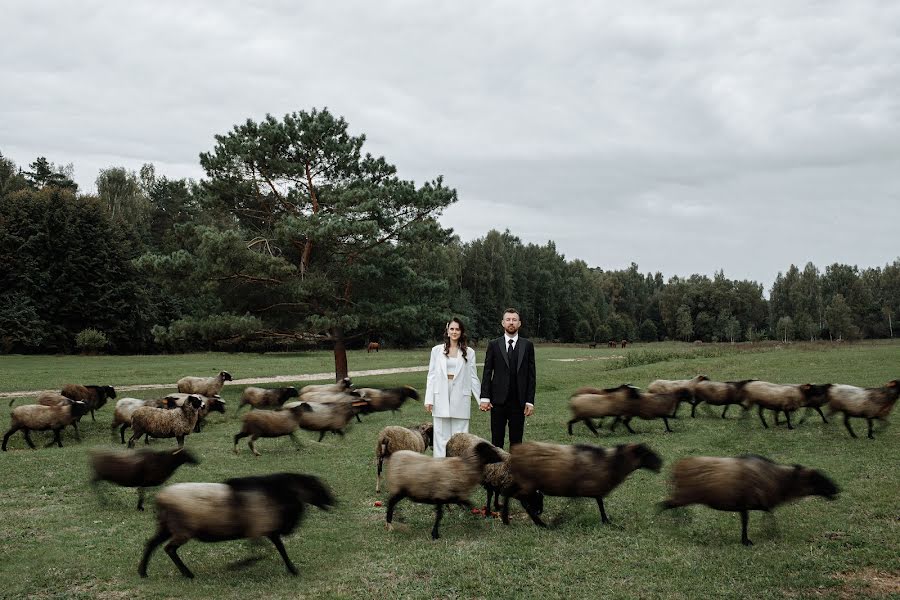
367, 342, 381, 353
607, 340, 617, 348
588, 342, 598, 349
621, 339, 628, 348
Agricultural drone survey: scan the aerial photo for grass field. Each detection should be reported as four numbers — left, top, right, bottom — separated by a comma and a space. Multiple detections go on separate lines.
0, 341, 898, 599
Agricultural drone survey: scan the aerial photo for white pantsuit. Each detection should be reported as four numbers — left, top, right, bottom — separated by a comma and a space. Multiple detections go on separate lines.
424, 344, 480, 457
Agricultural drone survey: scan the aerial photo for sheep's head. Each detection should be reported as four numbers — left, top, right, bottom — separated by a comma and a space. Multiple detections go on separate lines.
186, 395, 204, 410
289, 474, 336, 511
629, 443, 662, 473
70, 400, 90, 419
402, 386, 420, 401
283, 387, 299, 400
472, 441, 503, 467
521, 490, 544, 516
340, 377, 353, 389
792, 466, 839, 501
103, 386, 117, 399
208, 396, 226, 413
220, 371, 233, 382
417, 423, 434, 448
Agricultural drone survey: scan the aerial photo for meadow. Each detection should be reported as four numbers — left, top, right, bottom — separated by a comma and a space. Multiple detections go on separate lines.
0, 341, 897, 599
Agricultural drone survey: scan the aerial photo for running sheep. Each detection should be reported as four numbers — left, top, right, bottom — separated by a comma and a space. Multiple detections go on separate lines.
826, 380, 899, 439
234, 404, 312, 456
385, 441, 503, 539
660, 454, 839, 545
693, 379, 755, 419
374, 423, 434, 493
567, 384, 641, 435
446, 432, 544, 521
61, 384, 116, 421
2, 399, 90, 450
138, 472, 334, 578
176, 371, 232, 396
237, 386, 299, 412
111, 397, 149, 444
610, 389, 692, 433
127, 395, 204, 448
90, 448, 199, 510
647, 375, 709, 418
742, 382, 832, 430
507, 441, 662, 527
163, 393, 225, 432
298, 377, 353, 399
355, 386, 420, 414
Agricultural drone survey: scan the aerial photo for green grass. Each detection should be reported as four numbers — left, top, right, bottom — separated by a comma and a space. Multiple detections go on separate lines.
0, 341, 898, 599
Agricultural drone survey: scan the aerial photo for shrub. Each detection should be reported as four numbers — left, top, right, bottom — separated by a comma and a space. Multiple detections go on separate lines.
75, 328, 108, 354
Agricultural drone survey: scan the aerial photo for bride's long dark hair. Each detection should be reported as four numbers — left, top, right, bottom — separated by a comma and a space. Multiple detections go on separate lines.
443, 317, 469, 362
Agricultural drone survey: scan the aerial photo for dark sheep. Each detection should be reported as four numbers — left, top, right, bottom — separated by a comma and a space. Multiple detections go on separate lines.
693, 379, 755, 419
138, 472, 334, 578
90, 448, 199, 510
660, 454, 839, 545
61, 384, 117, 421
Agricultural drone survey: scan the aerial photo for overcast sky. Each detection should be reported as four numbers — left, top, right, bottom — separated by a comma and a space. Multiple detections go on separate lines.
3, 1, 899, 289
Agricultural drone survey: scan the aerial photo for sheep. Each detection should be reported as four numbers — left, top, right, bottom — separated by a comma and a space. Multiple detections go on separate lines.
291, 389, 366, 422
567, 384, 641, 435
36, 392, 83, 438
385, 441, 503, 539
138, 472, 334, 578
163, 392, 225, 432
293, 400, 364, 441
90, 448, 199, 510
60, 384, 116, 421
506, 441, 662, 527
826, 380, 899, 439
111, 397, 150, 444
176, 371, 232, 396
660, 454, 839, 545
2, 399, 90, 450
693, 379, 755, 419
127, 395, 203, 448
234, 404, 313, 456
237, 386, 299, 412
647, 375, 709, 418
298, 377, 353, 398
374, 423, 434, 493
742, 382, 832, 430
610, 389, 693, 433
355, 386, 420, 414
445, 432, 544, 521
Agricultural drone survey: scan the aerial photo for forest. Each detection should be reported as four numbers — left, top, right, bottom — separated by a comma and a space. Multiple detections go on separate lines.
1, 109, 898, 371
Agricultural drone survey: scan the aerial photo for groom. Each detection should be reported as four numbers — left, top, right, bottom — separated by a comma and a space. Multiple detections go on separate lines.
479, 308, 536, 448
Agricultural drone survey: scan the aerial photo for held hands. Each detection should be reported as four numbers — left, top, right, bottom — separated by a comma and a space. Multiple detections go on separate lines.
479, 402, 492, 412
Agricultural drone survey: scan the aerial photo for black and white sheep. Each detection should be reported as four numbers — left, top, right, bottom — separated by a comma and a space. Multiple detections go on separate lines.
385, 441, 503, 539
127, 395, 204, 448
61, 383, 116, 421
660, 454, 839, 545
90, 448, 199, 510
138, 472, 334, 578
237, 386, 299, 412
647, 375, 709, 417
567, 384, 641, 435
374, 423, 434, 493
445, 432, 544, 521
507, 441, 662, 527
826, 380, 899, 439
693, 379, 755, 419
2, 399, 90, 450
176, 371, 232, 396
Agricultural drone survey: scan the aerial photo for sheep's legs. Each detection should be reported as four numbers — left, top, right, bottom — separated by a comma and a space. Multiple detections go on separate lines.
662, 417, 673, 433
249, 435, 260, 457
566, 418, 577, 435
721, 405, 730, 419
690, 401, 698, 418
431, 504, 444, 540
317, 432, 326, 442
385, 493, 405, 530
784, 411, 794, 430
813, 407, 828, 424
136, 488, 146, 511
740, 510, 753, 546
289, 432, 302, 450
51, 428, 63, 448
867, 418, 875, 440
90, 409, 96, 422
376, 458, 383, 493
484, 487, 494, 516
72, 421, 81, 441
175, 435, 185, 448
622, 418, 637, 434
2, 426, 21, 451
138, 525, 172, 577
164, 540, 194, 578
757, 407, 769, 429
268, 534, 298, 575
521, 499, 548, 528
596, 498, 610, 524
843, 414, 857, 438
119, 424, 128, 444
233, 431, 249, 453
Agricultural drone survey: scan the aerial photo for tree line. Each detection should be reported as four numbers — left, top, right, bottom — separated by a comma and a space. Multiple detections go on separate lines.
1, 109, 897, 377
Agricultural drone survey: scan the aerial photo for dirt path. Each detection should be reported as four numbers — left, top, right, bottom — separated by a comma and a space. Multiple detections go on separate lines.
0, 365, 436, 400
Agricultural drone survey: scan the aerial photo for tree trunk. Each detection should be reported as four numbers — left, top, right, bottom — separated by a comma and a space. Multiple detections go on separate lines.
332, 327, 348, 381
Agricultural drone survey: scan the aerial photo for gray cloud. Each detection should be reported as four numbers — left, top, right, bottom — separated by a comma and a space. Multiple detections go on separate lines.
3, 1, 899, 289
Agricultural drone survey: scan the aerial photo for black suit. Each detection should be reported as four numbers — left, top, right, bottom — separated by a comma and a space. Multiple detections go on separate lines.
480, 336, 536, 448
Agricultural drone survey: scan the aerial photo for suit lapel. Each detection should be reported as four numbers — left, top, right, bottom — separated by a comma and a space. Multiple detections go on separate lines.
452, 350, 465, 378
516, 338, 526, 371
438, 349, 447, 376
498, 337, 509, 368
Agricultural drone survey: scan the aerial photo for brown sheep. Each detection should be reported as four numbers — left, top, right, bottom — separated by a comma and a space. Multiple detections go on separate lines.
90, 448, 199, 510
127, 396, 203, 448
374, 423, 433, 492
61, 384, 116, 421
693, 379, 755, 419
355, 386, 420, 414
385, 442, 503, 539
742, 382, 832, 430
237, 387, 299, 412
826, 380, 899, 439
660, 454, 839, 545
233, 404, 312, 456
567, 384, 641, 435
610, 389, 692, 433
176, 371, 232, 396
508, 441, 662, 527
2, 400, 90, 450
647, 375, 709, 418
298, 377, 352, 397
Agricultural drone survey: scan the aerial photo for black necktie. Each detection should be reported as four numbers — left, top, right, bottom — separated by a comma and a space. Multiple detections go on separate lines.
508, 339, 514, 358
